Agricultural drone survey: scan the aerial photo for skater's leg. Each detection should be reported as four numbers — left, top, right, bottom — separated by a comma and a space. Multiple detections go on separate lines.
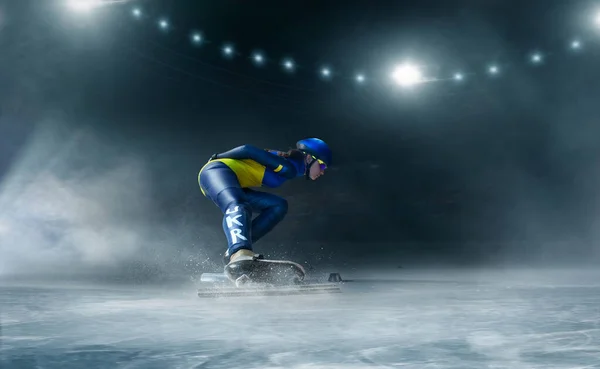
219, 188, 253, 256
199, 162, 252, 257
243, 189, 288, 243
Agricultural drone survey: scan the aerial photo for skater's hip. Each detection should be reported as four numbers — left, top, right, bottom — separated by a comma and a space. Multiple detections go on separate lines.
198, 159, 264, 193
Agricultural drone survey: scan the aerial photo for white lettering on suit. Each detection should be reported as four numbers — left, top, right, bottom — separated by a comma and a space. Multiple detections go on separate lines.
226, 205, 247, 244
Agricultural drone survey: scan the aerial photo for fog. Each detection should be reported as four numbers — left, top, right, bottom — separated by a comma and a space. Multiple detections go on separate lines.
0, 120, 222, 282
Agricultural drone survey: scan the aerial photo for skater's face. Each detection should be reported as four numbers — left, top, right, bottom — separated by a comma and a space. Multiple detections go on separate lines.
307, 155, 326, 180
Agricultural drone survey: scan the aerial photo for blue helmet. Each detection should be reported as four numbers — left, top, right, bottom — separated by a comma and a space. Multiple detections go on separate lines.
296, 138, 332, 167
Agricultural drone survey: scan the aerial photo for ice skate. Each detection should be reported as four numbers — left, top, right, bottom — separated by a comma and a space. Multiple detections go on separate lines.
224, 249, 306, 286
199, 250, 341, 297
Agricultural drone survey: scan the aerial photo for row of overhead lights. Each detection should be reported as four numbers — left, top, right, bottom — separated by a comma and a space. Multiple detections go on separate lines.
68, 1, 600, 87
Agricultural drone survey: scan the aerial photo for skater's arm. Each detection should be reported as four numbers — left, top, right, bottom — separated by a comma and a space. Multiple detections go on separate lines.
214, 145, 298, 177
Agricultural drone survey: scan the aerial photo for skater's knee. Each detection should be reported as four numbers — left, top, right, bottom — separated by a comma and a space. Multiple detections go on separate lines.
266, 198, 287, 222
217, 188, 249, 214
273, 198, 288, 217
223, 200, 251, 215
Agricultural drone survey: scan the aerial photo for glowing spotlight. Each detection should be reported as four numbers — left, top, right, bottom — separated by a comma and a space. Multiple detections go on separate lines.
571, 40, 582, 50
159, 19, 169, 30
67, 0, 100, 12
321, 67, 331, 78
530, 52, 543, 64
282, 59, 295, 71
355, 74, 365, 83
222, 44, 234, 57
488, 65, 499, 75
391, 63, 423, 87
453, 73, 464, 81
132, 8, 141, 18
595, 11, 600, 27
191, 32, 202, 45
253, 53, 264, 65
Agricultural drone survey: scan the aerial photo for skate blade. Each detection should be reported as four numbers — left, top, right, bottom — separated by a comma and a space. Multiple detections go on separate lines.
197, 283, 341, 298
225, 259, 305, 285
235, 274, 251, 288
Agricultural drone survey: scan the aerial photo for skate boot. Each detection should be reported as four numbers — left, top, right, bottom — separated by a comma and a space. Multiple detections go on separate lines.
224, 249, 305, 286
222, 248, 257, 265
222, 249, 230, 266
224, 249, 259, 287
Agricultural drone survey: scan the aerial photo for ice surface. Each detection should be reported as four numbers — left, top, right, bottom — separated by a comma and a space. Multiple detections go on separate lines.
2, 269, 600, 369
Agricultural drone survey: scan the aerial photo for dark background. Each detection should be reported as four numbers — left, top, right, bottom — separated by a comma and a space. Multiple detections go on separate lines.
1, 0, 600, 280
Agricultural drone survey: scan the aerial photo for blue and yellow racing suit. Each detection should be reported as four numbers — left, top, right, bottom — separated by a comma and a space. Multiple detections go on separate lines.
198, 145, 306, 257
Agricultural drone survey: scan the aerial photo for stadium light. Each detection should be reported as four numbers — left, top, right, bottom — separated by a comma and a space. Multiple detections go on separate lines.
283, 59, 295, 71
253, 52, 264, 65
391, 63, 423, 87
223, 44, 234, 58
67, 0, 100, 13
530, 52, 543, 64
191, 32, 202, 45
